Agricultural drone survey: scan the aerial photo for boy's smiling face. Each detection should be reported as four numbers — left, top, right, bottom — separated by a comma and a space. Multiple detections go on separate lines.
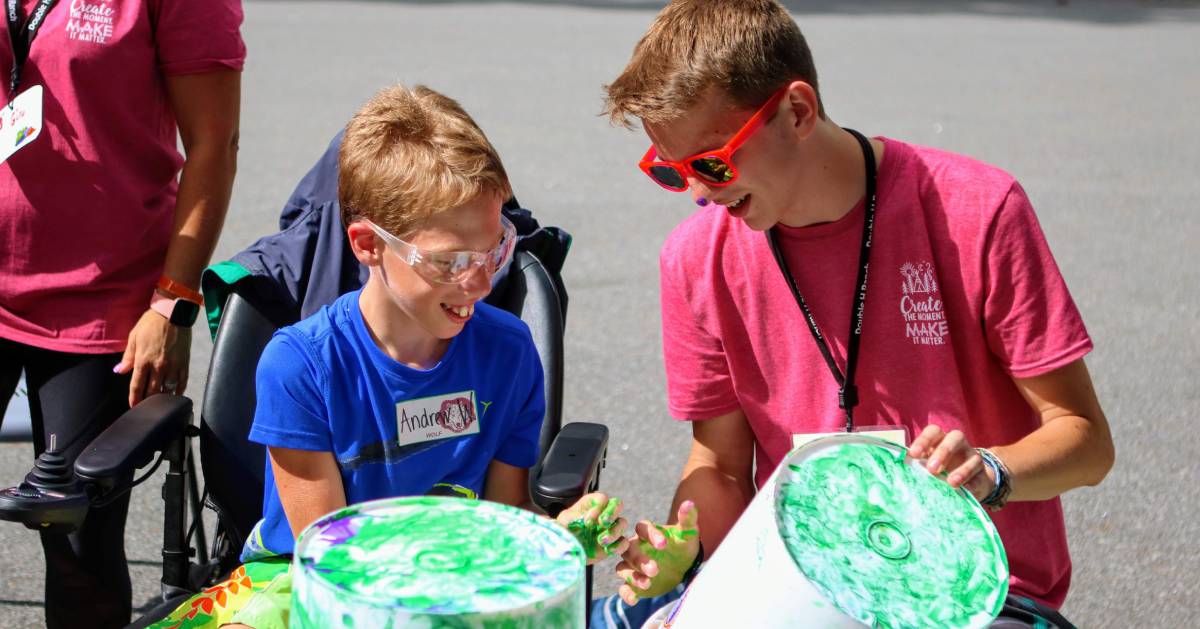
386, 193, 504, 337
351, 192, 507, 363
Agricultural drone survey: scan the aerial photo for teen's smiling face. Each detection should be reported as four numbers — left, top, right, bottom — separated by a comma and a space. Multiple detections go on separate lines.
643, 84, 815, 232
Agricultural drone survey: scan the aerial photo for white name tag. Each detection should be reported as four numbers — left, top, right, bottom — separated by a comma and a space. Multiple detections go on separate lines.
395, 390, 480, 447
0, 85, 43, 164
792, 427, 908, 450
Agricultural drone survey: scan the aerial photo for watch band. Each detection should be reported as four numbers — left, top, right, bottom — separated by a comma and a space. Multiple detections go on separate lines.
149, 290, 201, 327
149, 291, 176, 321
156, 275, 202, 304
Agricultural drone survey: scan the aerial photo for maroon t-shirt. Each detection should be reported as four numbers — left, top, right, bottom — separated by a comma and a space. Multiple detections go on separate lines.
0, 0, 245, 353
660, 137, 1092, 608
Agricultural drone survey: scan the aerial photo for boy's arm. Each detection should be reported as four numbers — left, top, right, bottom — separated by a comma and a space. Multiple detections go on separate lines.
269, 446, 347, 541
483, 458, 536, 511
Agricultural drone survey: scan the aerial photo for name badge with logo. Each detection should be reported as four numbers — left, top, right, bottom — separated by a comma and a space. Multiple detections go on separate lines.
0, 85, 43, 164
395, 390, 480, 447
793, 424, 909, 450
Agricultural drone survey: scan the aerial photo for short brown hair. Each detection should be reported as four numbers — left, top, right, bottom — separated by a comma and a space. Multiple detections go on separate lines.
339, 84, 512, 236
603, 0, 822, 127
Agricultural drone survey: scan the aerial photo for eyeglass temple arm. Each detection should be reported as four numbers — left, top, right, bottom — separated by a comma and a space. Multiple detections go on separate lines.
724, 88, 789, 153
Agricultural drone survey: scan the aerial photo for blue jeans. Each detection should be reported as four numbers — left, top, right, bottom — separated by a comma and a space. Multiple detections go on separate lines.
588, 585, 685, 629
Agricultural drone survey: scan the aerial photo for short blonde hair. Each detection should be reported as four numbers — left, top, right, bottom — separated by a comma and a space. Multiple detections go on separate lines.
603, 0, 823, 127
339, 84, 512, 236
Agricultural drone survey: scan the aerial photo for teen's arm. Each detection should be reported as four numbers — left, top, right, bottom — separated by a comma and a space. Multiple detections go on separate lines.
268, 446, 347, 541
119, 71, 241, 407
910, 358, 1114, 501
616, 408, 757, 603
669, 408, 757, 549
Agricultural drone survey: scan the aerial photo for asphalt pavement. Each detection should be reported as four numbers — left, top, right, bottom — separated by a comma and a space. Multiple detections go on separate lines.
1, 1, 1198, 626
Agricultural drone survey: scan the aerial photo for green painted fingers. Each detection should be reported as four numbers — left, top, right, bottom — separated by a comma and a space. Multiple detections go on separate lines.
562, 496, 624, 560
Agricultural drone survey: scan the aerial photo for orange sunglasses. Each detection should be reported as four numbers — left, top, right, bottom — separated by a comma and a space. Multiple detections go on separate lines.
639, 85, 789, 192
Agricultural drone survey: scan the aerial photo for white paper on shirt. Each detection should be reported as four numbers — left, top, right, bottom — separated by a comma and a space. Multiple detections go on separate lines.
395, 390, 480, 447
0, 85, 43, 164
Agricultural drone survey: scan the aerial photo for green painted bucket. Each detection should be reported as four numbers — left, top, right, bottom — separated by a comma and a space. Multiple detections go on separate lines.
666, 435, 1008, 628
291, 496, 586, 628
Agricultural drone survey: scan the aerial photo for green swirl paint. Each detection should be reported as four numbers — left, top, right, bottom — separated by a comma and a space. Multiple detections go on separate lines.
776, 441, 1008, 628
292, 497, 585, 628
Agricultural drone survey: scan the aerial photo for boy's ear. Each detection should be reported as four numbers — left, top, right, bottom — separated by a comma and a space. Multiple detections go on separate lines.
346, 221, 382, 267
783, 80, 820, 140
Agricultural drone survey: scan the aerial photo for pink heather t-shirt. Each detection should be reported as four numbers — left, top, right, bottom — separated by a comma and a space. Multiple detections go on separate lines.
660, 137, 1092, 608
0, 0, 246, 353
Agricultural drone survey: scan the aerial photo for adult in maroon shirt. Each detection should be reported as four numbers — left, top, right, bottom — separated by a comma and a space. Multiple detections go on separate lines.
0, 0, 245, 625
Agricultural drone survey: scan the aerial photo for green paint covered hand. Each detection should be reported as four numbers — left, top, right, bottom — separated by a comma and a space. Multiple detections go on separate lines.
555, 492, 629, 565
615, 500, 700, 605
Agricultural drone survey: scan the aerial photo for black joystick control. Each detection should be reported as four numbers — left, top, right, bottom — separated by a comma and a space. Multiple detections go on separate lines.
0, 449, 91, 532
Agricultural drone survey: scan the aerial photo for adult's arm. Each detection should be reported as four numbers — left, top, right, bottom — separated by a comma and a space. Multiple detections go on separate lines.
160, 70, 241, 290
120, 70, 241, 406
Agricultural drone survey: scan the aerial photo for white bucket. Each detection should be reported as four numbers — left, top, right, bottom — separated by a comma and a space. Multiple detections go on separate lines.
665, 434, 1008, 629
290, 496, 586, 628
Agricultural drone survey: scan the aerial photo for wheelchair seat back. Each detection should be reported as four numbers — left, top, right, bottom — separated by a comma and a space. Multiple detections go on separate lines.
199, 292, 276, 552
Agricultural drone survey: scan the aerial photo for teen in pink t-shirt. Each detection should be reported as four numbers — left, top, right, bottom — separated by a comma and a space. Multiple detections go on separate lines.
0, 0, 244, 626
659, 137, 1091, 607
595, 2, 1113, 627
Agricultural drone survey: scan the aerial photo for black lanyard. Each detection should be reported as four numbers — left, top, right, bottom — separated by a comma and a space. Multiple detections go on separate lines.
7, 0, 56, 97
766, 128, 877, 433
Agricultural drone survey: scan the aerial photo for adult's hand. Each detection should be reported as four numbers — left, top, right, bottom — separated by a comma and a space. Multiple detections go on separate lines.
115, 310, 191, 407
615, 500, 700, 605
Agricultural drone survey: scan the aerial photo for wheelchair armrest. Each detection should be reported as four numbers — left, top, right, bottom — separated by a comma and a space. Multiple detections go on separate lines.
531, 422, 608, 518
74, 394, 193, 485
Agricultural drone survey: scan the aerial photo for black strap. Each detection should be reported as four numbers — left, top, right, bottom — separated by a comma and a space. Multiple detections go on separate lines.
766, 128, 877, 433
7, 0, 57, 97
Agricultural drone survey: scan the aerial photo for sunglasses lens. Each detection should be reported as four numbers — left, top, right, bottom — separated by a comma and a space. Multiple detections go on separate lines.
690, 156, 735, 184
648, 165, 687, 190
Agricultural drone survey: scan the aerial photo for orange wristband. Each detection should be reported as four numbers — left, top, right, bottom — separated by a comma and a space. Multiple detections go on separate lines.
156, 275, 202, 304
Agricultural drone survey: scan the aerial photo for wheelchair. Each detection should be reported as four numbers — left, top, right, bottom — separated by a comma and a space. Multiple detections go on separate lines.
0, 135, 610, 628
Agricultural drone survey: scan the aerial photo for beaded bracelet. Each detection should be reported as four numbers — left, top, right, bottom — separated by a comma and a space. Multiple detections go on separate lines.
975, 448, 1012, 511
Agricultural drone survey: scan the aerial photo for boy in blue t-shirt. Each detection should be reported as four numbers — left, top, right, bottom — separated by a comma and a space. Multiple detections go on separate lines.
152, 84, 627, 629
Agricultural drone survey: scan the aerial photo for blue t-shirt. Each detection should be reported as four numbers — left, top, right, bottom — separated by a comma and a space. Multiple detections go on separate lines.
244, 289, 545, 558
